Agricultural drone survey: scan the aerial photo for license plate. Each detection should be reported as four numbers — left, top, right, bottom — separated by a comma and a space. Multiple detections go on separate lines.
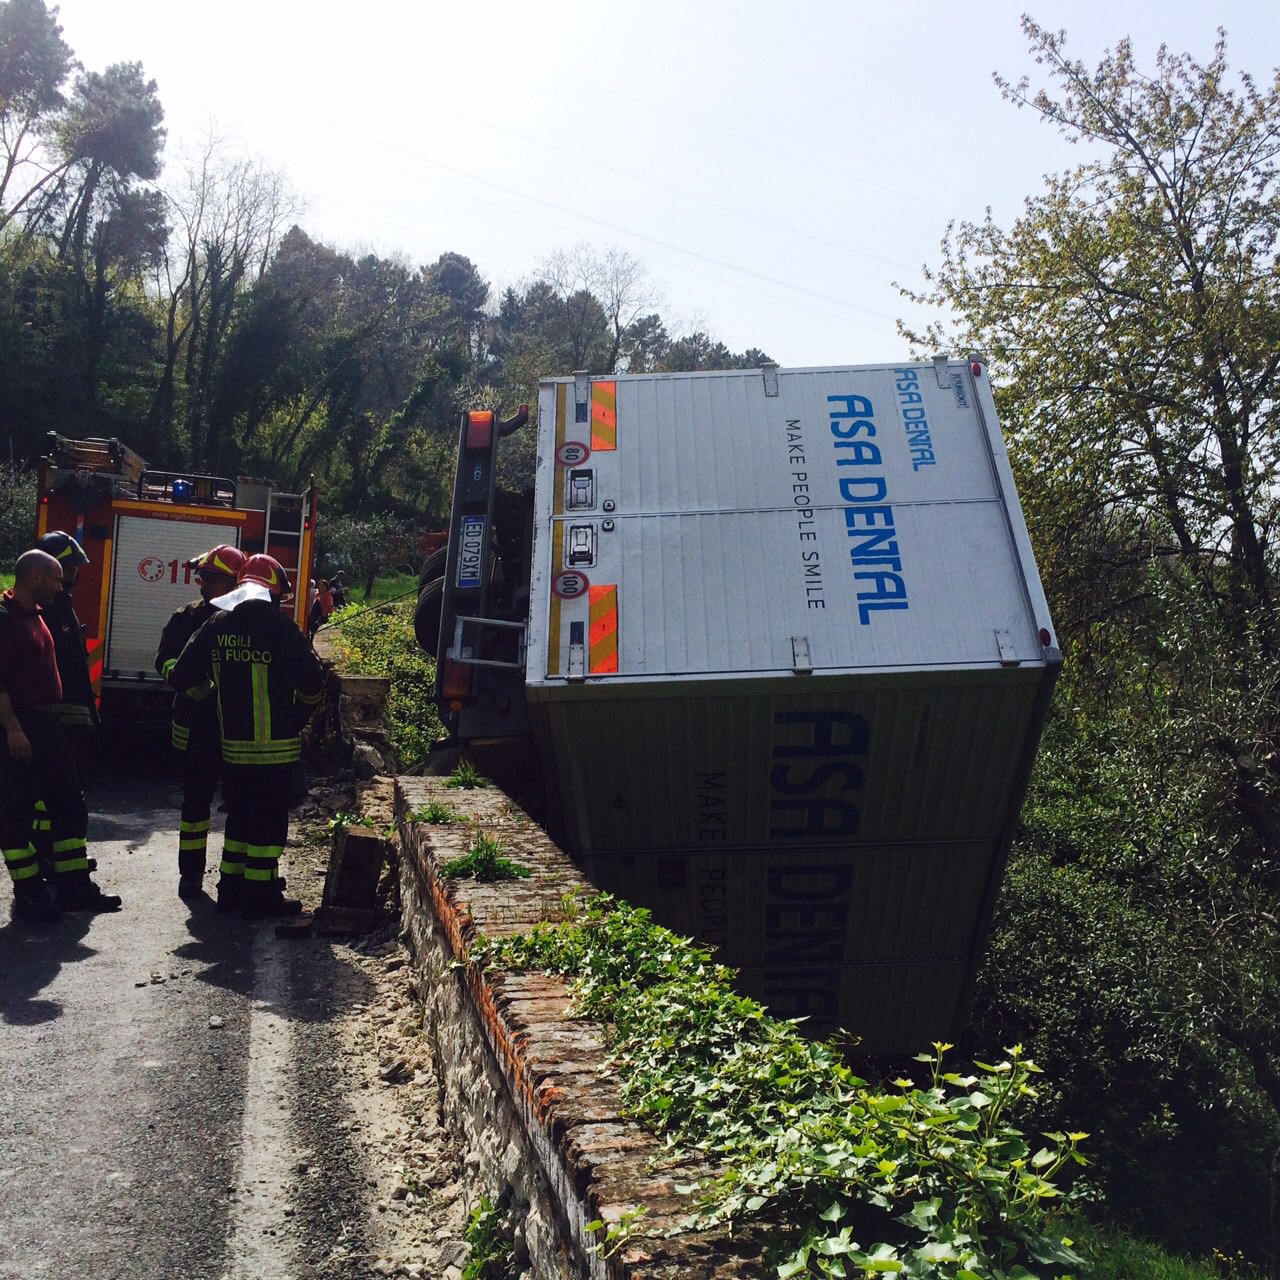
457, 516, 485, 589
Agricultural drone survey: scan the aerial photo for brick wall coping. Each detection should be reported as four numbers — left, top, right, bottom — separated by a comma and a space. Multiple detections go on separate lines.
395, 776, 769, 1279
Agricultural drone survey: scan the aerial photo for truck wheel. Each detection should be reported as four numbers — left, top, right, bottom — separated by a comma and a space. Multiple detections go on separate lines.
418, 546, 448, 593
414, 577, 444, 657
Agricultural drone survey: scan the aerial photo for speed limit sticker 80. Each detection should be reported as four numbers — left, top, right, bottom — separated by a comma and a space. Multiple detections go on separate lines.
556, 441, 590, 467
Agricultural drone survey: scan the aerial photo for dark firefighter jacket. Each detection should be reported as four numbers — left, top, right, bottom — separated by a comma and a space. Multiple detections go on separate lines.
155, 598, 218, 750
171, 599, 324, 766
42, 590, 97, 728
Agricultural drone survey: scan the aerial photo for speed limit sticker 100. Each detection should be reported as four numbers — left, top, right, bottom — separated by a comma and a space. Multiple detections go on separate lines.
552, 570, 589, 599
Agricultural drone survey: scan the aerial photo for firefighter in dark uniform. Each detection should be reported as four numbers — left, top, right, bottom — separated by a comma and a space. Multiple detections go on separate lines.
33, 531, 98, 759
171, 553, 323, 918
0, 550, 121, 920
155, 543, 245, 899
29, 531, 98, 868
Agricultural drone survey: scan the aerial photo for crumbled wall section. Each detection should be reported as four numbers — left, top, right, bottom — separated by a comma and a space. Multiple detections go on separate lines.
395, 776, 769, 1280
315, 650, 397, 777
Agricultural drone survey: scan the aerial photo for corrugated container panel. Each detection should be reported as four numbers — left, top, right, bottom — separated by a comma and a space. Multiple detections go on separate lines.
528, 676, 1041, 850
531, 365, 1055, 670
577, 838, 989, 1051
538, 504, 1041, 681
606, 364, 1007, 515
626, 370, 767, 514
579, 841, 992, 961
868, 678, 1040, 840
733, 960, 972, 1056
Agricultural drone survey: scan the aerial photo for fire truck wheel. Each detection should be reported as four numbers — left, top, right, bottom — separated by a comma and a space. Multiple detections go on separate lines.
417, 546, 448, 593
414, 577, 444, 657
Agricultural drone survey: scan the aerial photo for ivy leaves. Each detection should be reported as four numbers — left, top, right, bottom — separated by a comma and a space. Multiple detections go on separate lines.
480, 897, 1084, 1279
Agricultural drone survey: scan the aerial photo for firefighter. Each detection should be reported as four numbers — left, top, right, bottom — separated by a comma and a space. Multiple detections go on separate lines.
155, 544, 245, 899
33, 530, 97, 750
28, 531, 98, 872
171, 553, 324, 918
0, 550, 121, 920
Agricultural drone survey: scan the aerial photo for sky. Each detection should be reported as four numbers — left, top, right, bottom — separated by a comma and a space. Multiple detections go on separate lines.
42, 0, 1280, 369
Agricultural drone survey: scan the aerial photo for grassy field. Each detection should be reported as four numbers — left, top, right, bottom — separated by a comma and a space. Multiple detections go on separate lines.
364, 571, 419, 605
1070, 1219, 1260, 1279
0, 571, 417, 605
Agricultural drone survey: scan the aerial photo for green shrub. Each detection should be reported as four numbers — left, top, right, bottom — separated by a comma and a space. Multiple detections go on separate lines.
461, 1196, 516, 1279
1066, 1219, 1260, 1280
445, 759, 488, 789
969, 704, 1278, 1262
0, 464, 36, 569
410, 801, 460, 824
479, 896, 1085, 1279
441, 832, 531, 883
326, 596, 442, 766
326, 811, 377, 831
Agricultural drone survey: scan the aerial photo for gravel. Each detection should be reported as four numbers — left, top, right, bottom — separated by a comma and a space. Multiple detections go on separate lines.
281, 773, 477, 1280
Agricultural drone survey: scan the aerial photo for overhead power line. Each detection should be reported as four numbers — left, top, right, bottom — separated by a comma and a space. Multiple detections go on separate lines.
154, 61, 905, 326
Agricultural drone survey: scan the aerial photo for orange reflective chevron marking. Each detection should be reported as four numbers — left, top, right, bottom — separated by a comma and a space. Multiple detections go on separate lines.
590, 381, 617, 451
85, 637, 103, 698
588, 584, 618, 673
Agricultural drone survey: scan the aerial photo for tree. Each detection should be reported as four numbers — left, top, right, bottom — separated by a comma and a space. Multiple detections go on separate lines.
85, 184, 167, 428
655, 329, 767, 372
0, 57, 168, 417
532, 243, 660, 372
615, 311, 669, 373
424, 250, 487, 362
208, 228, 462, 517
43, 61, 166, 263
0, 460, 35, 564
318, 512, 419, 600
151, 134, 296, 467
0, 0, 73, 221
904, 22, 1280, 1263
906, 23, 1280, 672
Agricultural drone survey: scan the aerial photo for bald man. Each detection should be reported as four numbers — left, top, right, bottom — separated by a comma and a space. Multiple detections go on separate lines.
0, 550, 120, 921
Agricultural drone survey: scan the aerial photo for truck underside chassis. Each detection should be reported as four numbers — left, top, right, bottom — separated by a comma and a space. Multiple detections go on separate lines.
415, 407, 532, 740
413, 487, 533, 665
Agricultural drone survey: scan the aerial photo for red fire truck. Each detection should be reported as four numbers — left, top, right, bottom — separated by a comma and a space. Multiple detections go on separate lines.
35, 433, 318, 709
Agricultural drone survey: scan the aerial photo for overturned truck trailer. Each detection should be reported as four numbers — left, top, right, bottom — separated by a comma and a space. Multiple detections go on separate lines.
434, 358, 1060, 1054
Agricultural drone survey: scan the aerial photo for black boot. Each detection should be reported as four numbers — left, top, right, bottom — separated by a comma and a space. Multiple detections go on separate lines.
241, 877, 303, 920
178, 852, 206, 900
12, 878, 61, 923
216, 875, 244, 914
56, 872, 122, 913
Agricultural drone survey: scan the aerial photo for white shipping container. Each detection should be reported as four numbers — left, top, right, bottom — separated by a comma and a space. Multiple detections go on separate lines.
523, 360, 1059, 1053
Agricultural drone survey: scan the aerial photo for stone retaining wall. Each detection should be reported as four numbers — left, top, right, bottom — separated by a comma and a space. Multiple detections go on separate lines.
394, 776, 768, 1280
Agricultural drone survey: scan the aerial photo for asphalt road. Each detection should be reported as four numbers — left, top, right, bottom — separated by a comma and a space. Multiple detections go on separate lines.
0, 754, 390, 1280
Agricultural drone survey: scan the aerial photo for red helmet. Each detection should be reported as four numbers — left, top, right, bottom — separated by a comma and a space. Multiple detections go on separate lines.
195, 544, 245, 580
238, 553, 289, 596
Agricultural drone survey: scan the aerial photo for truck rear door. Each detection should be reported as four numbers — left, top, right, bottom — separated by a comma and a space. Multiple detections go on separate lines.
103, 515, 243, 683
